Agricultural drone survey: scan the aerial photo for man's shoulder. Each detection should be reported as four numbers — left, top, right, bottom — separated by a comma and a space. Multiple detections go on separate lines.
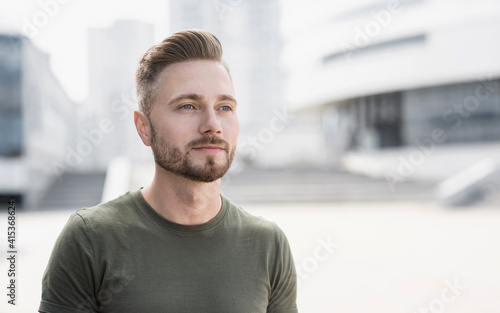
73, 189, 140, 228
223, 195, 286, 240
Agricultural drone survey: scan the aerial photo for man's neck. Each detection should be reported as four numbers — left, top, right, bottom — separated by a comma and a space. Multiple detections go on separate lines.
141, 164, 222, 225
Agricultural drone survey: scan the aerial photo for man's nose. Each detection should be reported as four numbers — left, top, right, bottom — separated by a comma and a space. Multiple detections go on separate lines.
199, 109, 222, 135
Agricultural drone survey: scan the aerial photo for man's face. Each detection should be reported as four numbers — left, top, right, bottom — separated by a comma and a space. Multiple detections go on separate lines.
147, 60, 239, 182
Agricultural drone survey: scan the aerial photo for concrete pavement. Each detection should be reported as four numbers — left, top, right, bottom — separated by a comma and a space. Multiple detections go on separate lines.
0, 200, 499, 313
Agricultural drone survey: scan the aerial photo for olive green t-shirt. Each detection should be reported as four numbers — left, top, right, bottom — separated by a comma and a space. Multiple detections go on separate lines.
39, 189, 298, 313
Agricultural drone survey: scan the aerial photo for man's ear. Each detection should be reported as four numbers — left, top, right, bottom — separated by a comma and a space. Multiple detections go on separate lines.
134, 110, 152, 146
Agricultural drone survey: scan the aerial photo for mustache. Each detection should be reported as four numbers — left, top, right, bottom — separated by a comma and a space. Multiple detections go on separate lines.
188, 136, 230, 152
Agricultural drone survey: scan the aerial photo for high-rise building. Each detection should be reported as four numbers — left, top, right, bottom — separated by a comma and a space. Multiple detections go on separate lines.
87, 20, 155, 169
0, 29, 76, 207
168, 0, 282, 129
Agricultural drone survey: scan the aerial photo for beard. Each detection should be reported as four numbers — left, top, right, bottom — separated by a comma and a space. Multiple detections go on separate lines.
149, 123, 235, 183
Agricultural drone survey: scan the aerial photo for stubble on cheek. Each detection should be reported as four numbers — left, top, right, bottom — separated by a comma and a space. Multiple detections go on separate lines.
149, 122, 235, 182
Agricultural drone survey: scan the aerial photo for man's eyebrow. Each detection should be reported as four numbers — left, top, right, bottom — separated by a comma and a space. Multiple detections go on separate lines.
217, 94, 237, 104
166, 93, 204, 106
166, 93, 237, 106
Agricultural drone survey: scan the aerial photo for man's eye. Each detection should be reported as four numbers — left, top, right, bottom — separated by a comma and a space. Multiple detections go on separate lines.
180, 104, 195, 110
218, 105, 232, 111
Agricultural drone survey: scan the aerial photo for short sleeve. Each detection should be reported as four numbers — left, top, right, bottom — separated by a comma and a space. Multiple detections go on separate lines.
267, 226, 299, 313
39, 213, 99, 313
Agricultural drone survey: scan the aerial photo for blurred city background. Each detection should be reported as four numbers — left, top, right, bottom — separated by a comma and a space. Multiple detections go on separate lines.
0, 0, 499, 312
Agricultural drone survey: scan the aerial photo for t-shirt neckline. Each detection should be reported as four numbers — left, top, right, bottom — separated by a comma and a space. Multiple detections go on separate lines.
131, 188, 228, 233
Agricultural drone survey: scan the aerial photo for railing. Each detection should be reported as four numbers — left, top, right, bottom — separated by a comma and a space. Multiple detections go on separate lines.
435, 158, 500, 207
101, 157, 132, 203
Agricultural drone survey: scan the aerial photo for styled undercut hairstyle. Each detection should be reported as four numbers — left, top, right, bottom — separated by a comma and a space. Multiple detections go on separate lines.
135, 29, 230, 118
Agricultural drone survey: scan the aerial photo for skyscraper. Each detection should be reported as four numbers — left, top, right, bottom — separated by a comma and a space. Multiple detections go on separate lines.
169, 0, 282, 129
87, 20, 155, 168
0, 29, 76, 207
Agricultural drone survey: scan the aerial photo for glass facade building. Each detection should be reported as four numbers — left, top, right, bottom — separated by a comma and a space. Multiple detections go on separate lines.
0, 32, 75, 207
0, 35, 23, 157
282, 0, 500, 179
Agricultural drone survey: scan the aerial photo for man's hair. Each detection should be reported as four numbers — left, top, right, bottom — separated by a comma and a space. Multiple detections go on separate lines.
136, 29, 230, 118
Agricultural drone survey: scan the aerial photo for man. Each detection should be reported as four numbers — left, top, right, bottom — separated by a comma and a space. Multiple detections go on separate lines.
39, 29, 298, 313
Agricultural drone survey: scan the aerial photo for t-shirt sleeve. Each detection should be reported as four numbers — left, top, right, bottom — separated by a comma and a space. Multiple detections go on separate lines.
39, 212, 99, 313
267, 226, 299, 313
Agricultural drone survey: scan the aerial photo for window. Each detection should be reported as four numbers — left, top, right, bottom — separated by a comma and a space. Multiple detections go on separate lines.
0, 35, 23, 157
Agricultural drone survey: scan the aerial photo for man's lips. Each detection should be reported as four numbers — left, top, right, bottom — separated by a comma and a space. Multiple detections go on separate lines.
192, 145, 226, 153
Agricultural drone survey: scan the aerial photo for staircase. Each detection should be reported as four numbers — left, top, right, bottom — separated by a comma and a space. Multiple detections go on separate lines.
39, 172, 107, 210
221, 167, 436, 204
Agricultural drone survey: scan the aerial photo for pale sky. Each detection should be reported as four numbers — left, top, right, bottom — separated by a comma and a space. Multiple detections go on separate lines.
0, 0, 351, 103
1, 0, 169, 103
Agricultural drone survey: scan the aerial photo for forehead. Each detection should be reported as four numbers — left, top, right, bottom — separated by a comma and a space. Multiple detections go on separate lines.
156, 60, 233, 93
151, 60, 236, 113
